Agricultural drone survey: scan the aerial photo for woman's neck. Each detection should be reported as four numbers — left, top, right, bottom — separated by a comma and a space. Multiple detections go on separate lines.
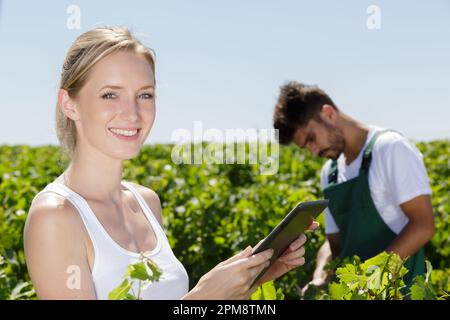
60, 144, 125, 204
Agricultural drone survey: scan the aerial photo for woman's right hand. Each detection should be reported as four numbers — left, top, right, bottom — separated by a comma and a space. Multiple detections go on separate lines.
182, 246, 274, 300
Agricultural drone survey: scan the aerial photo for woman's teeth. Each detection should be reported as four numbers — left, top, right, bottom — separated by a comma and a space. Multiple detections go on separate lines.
109, 128, 138, 136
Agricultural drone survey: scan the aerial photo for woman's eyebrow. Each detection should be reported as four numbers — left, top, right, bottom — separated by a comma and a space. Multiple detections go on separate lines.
98, 85, 123, 92
98, 84, 155, 92
139, 85, 155, 90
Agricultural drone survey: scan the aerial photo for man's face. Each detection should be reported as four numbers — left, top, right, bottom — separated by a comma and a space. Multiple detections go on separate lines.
292, 118, 345, 160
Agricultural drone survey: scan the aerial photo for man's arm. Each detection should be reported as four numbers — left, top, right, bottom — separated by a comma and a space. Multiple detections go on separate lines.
304, 233, 340, 291
385, 194, 435, 259
304, 162, 341, 290
380, 137, 435, 259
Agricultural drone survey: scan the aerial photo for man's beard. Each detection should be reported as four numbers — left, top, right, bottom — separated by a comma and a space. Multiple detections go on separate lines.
319, 124, 345, 160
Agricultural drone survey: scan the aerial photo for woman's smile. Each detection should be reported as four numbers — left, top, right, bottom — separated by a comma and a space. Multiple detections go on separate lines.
108, 127, 141, 141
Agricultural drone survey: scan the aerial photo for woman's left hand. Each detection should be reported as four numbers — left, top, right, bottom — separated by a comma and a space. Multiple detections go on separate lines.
253, 220, 319, 287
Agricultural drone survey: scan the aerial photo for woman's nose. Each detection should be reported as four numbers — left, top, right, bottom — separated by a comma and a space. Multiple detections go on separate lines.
119, 97, 139, 121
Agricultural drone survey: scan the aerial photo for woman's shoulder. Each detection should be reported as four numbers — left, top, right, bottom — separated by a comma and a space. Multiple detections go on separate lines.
26, 191, 86, 242
125, 182, 164, 227
29, 190, 77, 217
126, 182, 160, 202
24, 191, 95, 299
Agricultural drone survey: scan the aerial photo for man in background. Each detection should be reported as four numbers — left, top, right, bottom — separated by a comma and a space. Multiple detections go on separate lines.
272, 81, 435, 292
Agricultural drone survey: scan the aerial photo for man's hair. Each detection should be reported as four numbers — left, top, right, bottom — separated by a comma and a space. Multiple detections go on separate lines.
273, 81, 338, 145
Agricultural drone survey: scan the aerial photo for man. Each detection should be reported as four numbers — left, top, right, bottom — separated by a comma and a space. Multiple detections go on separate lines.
272, 81, 435, 292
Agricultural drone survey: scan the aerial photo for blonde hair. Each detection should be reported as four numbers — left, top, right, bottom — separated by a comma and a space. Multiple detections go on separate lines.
56, 26, 156, 157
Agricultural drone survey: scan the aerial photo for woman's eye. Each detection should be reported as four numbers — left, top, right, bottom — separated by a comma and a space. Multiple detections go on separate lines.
138, 93, 154, 99
101, 92, 116, 99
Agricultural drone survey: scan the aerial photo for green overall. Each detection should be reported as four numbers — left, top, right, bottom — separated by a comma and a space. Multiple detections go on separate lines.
323, 130, 424, 290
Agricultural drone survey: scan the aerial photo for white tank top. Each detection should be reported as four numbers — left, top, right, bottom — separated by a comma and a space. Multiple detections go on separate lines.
32, 180, 189, 300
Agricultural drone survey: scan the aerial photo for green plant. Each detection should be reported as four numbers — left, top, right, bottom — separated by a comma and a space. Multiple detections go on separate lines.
108, 253, 163, 300
251, 281, 285, 300
0, 140, 448, 300
304, 252, 449, 300
325, 252, 408, 300
410, 261, 449, 300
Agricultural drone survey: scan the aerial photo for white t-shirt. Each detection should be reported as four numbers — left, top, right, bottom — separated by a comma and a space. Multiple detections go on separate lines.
320, 125, 432, 235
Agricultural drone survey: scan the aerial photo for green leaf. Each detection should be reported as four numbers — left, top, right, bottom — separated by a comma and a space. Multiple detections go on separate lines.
250, 286, 264, 300
108, 279, 133, 300
124, 293, 138, 300
366, 265, 383, 291
350, 292, 367, 300
127, 262, 150, 281
250, 281, 283, 300
214, 236, 225, 245
276, 287, 285, 300
328, 282, 350, 300
425, 260, 433, 283
261, 281, 277, 300
146, 259, 163, 281
410, 275, 437, 300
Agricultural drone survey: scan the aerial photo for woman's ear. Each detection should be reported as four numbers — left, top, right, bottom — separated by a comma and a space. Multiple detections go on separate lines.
58, 89, 80, 121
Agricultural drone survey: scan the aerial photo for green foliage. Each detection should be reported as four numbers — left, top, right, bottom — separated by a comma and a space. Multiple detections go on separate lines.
325, 252, 408, 300
250, 281, 285, 300
108, 254, 163, 300
416, 141, 450, 269
0, 140, 448, 299
430, 268, 450, 296
410, 261, 449, 300
305, 252, 449, 300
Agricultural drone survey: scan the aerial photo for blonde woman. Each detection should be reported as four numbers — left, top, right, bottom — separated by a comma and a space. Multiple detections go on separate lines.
24, 26, 316, 300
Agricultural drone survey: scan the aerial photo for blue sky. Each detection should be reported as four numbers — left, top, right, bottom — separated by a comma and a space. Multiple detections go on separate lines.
0, 0, 449, 145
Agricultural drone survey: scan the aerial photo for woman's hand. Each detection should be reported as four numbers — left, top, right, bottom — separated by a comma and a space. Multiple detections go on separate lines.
253, 220, 320, 287
182, 246, 274, 300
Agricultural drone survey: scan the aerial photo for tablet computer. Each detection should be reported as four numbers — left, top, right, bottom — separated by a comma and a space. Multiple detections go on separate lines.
251, 199, 329, 287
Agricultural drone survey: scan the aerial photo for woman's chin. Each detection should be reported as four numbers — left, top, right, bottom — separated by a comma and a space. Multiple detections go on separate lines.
110, 148, 141, 161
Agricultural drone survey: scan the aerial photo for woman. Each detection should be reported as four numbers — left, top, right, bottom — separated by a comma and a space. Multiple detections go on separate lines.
24, 26, 316, 300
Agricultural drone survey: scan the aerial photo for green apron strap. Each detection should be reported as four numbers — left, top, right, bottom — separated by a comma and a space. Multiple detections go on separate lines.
359, 129, 391, 175
327, 160, 338, 184
328, 129, 391, 184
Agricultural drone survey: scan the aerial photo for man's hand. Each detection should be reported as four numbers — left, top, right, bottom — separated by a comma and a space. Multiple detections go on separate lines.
299, 237, 337, 298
